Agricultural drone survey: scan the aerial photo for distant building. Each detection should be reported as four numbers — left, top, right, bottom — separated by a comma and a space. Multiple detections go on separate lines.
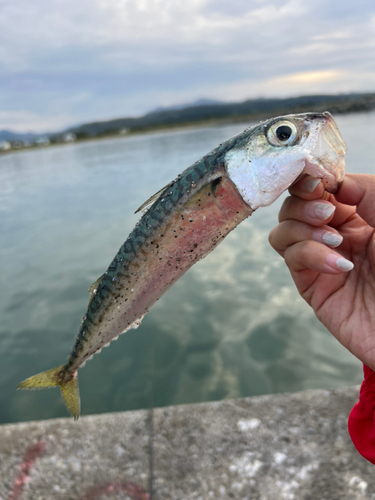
0, 141, 11, 151
63, 133, 76, 143
35, 137, 51, 146
119, 128, 130, 135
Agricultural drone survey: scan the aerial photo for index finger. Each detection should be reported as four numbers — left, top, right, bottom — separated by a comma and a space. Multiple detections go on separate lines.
288, 175, 327, 201
289, 175, 356, 229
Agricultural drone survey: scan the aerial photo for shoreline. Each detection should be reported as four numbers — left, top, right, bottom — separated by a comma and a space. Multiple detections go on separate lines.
2, 105, 375, 157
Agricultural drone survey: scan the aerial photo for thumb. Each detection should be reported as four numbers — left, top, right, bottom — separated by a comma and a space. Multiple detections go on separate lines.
335, 174, 375, 228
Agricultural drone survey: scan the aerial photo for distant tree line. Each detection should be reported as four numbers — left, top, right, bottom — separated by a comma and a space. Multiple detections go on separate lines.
63, 92, 375, 139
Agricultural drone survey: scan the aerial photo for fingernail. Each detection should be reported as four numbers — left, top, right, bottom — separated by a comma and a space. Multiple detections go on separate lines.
322, 232, 343, 247
336, 257, 354, 271
305, 178, 321, 193
326, 254, 354, 272
313, 203, 335, 220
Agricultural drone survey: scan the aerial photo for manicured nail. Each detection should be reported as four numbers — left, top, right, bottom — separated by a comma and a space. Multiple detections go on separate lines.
313, 203, 335, 220
326, 254, 354, 272
336, 258, 354, 271
322, 232, 343, 247
305, 178, 321, 193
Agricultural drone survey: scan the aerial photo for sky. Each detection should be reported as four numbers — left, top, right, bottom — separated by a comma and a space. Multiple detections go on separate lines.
1, 0, 375, 132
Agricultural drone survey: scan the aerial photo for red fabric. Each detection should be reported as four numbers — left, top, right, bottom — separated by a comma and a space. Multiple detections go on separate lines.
348, 364, 375, 464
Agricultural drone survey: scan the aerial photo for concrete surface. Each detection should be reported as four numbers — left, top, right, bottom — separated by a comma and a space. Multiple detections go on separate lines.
0, 387, 374, 500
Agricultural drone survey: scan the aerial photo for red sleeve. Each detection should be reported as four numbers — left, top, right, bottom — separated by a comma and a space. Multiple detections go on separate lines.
348, 364, 375, 464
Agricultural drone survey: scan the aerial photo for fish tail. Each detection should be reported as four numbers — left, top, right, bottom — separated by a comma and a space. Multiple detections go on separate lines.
17, 366, 80, 420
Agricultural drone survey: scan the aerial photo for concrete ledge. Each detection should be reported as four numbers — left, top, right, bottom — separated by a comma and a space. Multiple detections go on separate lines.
0, 387, 373, 500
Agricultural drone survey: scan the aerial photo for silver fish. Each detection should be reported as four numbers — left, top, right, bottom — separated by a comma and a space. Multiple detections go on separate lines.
18, 112, 347, 418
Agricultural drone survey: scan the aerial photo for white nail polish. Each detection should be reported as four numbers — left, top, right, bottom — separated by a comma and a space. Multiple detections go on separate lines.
336, 257, 354, 271
314, 203, 335, 219
322, 232, 343, 247
305, 178, 321, 193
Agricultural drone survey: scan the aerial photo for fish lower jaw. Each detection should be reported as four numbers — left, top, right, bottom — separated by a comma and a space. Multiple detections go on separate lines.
303, 154, 345, 193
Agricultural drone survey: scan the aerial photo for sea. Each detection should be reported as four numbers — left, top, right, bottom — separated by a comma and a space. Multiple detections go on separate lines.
0, 111, 374, 423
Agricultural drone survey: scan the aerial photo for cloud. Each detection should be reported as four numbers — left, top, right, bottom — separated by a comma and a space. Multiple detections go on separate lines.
0, 111, 75, 132
280, 70, 342, 84
1, 0, 375, 131
180, 69, 375, 105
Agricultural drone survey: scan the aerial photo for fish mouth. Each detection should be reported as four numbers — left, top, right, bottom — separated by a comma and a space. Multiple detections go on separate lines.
303, 112, 347, 193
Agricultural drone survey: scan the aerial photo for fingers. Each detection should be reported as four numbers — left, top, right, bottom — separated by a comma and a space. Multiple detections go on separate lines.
281, 173, 359, 229
289, 174, 359, 228
335, 174, 375, 228
284, 240, 353, 276
269, 219, 353, 274
279, 196, 336, 226
269, 220, 343, 256
274, 193, 354, 274
289, 175, 327, 201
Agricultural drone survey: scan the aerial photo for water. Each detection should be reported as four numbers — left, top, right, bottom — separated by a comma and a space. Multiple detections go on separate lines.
0, 112, 373, 424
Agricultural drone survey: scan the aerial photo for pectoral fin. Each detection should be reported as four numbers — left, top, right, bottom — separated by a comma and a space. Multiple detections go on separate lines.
88, 274, 104, 305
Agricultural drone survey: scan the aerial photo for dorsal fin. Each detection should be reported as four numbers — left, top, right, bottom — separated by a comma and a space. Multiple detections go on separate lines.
134, 182, 172, 214
88, 274, 104, 306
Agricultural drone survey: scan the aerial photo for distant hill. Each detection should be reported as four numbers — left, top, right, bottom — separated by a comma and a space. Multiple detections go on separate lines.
0, 130, 42, 142
149, 98, 223, 113
64, 92, 375, 139
2, 93, 375, 143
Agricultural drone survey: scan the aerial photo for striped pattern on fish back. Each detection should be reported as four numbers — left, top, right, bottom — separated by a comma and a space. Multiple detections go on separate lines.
67, 125, 256, 365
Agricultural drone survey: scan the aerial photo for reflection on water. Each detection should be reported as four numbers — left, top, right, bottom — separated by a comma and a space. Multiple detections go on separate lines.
1, 112, 372, 423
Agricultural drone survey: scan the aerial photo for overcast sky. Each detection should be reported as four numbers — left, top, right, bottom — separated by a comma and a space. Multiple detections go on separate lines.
1, 0, 375, 132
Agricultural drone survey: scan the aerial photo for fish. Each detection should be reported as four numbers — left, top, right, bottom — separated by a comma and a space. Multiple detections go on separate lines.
17, 112, 347, 419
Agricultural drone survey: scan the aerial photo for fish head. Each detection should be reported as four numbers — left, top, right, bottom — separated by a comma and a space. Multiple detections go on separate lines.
225, 112, 347, 210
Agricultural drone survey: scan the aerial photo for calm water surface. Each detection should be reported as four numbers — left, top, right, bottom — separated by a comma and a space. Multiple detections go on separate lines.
1, 112, 374, 423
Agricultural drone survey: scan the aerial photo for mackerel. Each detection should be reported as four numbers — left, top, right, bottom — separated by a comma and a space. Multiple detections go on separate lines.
18, 112, 347, 418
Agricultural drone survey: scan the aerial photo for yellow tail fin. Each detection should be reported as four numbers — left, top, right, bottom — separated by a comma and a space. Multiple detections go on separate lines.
17, 366, 80, 420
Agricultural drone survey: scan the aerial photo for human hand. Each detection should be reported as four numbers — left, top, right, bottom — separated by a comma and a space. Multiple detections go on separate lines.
269, 174, 375, 370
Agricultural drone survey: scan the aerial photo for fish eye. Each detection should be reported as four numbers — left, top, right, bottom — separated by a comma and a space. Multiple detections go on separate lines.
266, 121, 298, 147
